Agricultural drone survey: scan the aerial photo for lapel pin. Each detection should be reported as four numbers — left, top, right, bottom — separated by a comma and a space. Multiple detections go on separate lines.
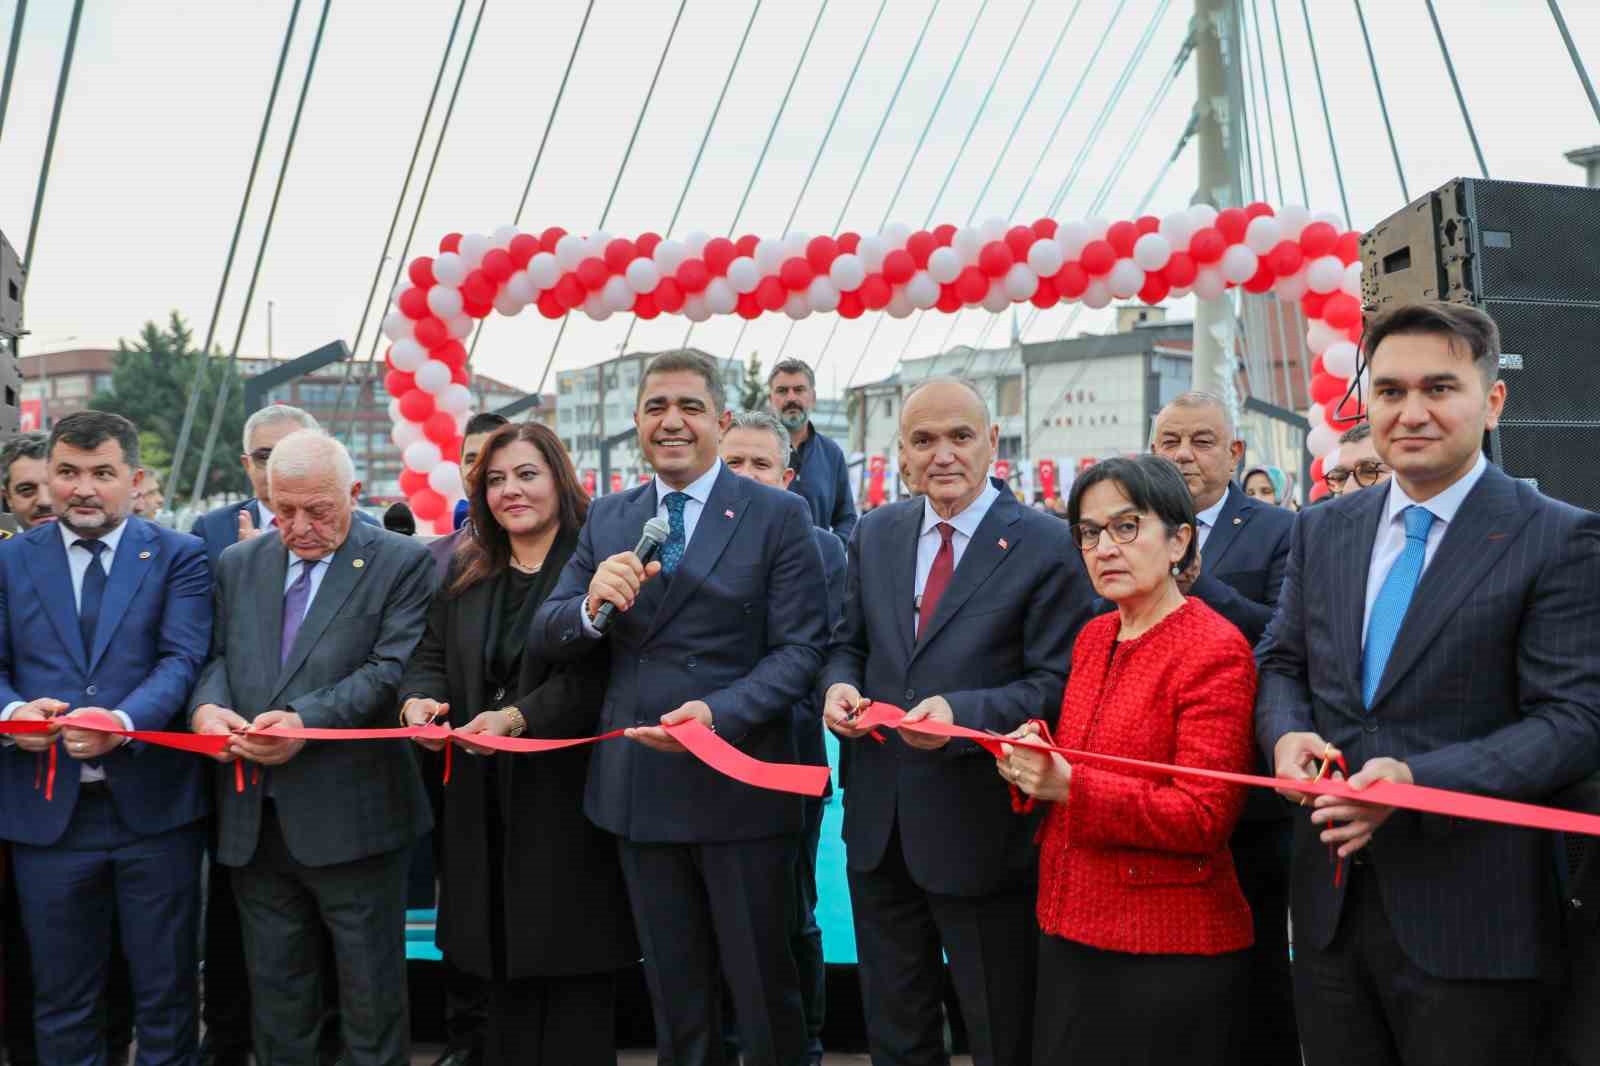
352, 558, 365, 569
997, 538, 1009, 550
138, 550, 151, 560
724, 509, 735, 519
1232, 517, 1243, 526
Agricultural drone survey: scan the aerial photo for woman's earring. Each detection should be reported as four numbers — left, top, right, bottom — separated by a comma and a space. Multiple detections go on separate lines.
1171, 563, 1181, 576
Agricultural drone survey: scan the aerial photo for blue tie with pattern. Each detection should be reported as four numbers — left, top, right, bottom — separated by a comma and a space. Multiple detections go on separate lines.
76, 539, 108, 657
660, 492, 689, 575
1362, 505, 1436, 708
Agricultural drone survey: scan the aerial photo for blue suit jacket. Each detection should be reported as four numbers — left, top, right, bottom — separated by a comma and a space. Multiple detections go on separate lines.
1191, 481, 1294, 647
191, 498, 377, 571
532, 465, 829, 844
791, 425, 857, 543
1256, 464, 1600, 980
797, 527, 847, 779
0, 518, 212, 845
821, 491, 1096, 897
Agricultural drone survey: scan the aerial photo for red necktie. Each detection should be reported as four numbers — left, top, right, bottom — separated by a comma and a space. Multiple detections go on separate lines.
917, 522, 955, 639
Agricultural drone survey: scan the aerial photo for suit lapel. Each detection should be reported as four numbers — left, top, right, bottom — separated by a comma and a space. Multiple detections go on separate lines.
889, 503, 921, 662
458, 579, 491, 721
88, 520, 158, 672
646, 467, 746, 641
1327, 486, 1389, 708
1199, 484, 1248, 574
270, 523, 378, 703
25, 528, 87, 672
912, 495, 1024, 660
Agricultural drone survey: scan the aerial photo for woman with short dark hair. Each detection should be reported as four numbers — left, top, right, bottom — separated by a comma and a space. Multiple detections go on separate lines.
998, 454, 1257, 1063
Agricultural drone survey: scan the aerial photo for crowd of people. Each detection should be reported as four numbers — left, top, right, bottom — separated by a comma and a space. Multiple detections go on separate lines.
0, 298, 1596, 1066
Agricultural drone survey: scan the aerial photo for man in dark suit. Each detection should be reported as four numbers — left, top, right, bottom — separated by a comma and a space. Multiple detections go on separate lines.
190, 429, 436, 1066
821, 378, 1095, 1066
1257, 301, 1600, 1065
533, 350, 828, 1066
1151, 391, 1297, 1063
0, 411, 212, 1065
190, 403, 321, 568
721, 409, 845, 1066
769, 358, 857, 544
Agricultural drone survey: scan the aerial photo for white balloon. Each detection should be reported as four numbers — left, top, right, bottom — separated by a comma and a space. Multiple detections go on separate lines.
382, 312, 412, 342
504, 271, 538, 305
886, 290, 914, 318
1108, 259, 1145, 299
1158, 211, 1195, 253
1306, 320, 1339, 355
560, 234, 595, 272
683, 294, 712, 322
624, 257, 661, 294
704, 277, 737, 315
683, 230, 710, 256
1132, 233, 1173, 272
1274, 267, 1309, 301
1324, 341, 1360, 379
1056, 221, 1092, 260
1027, 238, 1064, 277
1081, 278, 1112, 309
459, 233, 492, 269
979, 217, 1009, 243
389, 338, 427, 371
414, 359, 450, 394
1192, 265, 1227, 300
1186, 203, 1219, 230
1307, 402, 1326, 430
447, 315, 473, 340
927, 246, 963, 284
982, 279, 1011, 312
392, 419, 423, 449
437, 383, 472, 415
455, 409, 471, 433
952, 227, 983, 264
906, 271, 940, 310
583, 292, 612, 321
392, 279, 414, 304
602, 275, 635, 313
404, 440, 443, 473
1005, 263, 1040, 301
1306, 422, 1338, 459
857, 236, 887, 271
882, 222, 912, 249
806, 276, 840, 313
1311, 210, 1345, 229
428, 462, 464, 499
1341, 260, 1364, 298
432, 252, 467, 287
1169, 285, 1193, 300
1305, 254, 1345, 294
754, 238, 787, 275
726, 256, 761, 294
492, 224, 520, 246
783, 231, 811, 260
1083, 216, 1111, 242
785, 292, 812, 320
829, 253, 866, 292
1275, 204, 1311, 240
1220, 244, 1260, 284
652, 239, 687, 274
1244, 215, 1282, 254
386, 397, 402, 423
493, 291, 523, 317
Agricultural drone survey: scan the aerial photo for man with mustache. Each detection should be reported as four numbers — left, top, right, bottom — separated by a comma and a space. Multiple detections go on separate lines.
768, 358, 857, 543
0, 433, 54, 530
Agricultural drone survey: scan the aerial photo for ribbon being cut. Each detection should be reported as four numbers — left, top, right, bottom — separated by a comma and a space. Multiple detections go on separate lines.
6, 704, 1600, 841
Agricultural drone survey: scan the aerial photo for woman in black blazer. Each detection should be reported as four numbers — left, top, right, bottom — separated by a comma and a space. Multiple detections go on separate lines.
400, 422, 636, 1066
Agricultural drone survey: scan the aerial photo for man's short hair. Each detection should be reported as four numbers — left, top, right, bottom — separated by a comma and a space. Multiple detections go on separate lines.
1362, 300, 1501, 385
0, 432, 48, 493
266, 429, 356, 492
49, 411, 140, 469
242, 404, 319, 453
1068, 455, 1199, 574
638, 349, 726, 412
901, 376, 991, 427
767, 358, 816, 389
1157, 391, 1237, 439
1338, 421, 1373, 445
464, 412, 509, 438
728, 409, 792, 468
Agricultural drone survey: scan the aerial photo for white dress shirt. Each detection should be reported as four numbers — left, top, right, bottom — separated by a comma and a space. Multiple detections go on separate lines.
1361, 453, 1487, 645
913, 479, 1001, 635
257, 501, 277, 530
284, 554, 332, 612
1193, 492, 1228, 553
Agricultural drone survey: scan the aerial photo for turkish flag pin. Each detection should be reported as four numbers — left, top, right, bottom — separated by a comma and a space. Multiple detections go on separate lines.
997, 538, 1008, 550
724, 509, 735, 519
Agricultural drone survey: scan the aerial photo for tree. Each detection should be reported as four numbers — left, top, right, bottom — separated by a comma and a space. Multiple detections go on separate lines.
739, 349, 765, 411
92, 312, 250, 500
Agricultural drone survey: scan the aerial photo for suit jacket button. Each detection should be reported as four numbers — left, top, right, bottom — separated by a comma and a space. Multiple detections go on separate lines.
904, 689, 915, 703
686, 657, 696, 669
85, 684, 98, 697
1363, 720, 1379, 734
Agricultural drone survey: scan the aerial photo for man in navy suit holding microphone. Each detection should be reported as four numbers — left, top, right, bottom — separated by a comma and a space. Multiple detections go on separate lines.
534, 350, 828, 1066
0, 411, 212, 1065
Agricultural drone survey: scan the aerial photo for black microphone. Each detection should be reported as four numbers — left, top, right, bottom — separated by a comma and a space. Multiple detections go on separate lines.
593, 515, 672, 634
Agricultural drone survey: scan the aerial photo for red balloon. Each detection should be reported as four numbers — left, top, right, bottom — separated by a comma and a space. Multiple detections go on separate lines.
837, 291, 864, 319
384, 345, 398, 371
676, 257, 710, 293
1005, 226, 1035, 261
1309, 481, 1331, 503
1311, 354, 1327, 377
414, 317, 449, 350
1330, 392, 1365, 427
1245, 201, 1275, 219
408, 257, 436, 289
411, 489, 446, 522
1268, 240, 1305, 276
399, 468, 429, 497
736, 292, 762, 320
654, 277, 685, 313
450, 363, 470, 386
536, 291, 565, 319
462, 270, 496, 305
1135, 215, 1161, 235
1299, 221, 1338, 258
906, 231, 936, 268
933, 224, 958, 246
757, 276, 789, 311
805, 235, 838, 274
398, 287, 430, 320
1079, 240, 1116, 276
978, 241, 1015, 278
1322, 292, 1361, 329
1030, 276, 1059, 309
481, 248, 514, 283
1301, 290, 1330, 320
576, 257, 609, 291
384, 369, 415, 397
1336, 230, 1361, 266
634, 293, 661, 320
604, 238, 639, 273
1138, 275, 1171, 305
1189, 227, 1226, 264
1309, 456, 1324, 484
702, 237, 737, 275
780, 257, 815, 291
636, 232, 663, 258
424, 411, 456, 445
433, 340, 468, 369
1055, 262, 1089, 299
1215, 207, 1249, 244
1162, 252, 1197, 288
882, 249, 916, 285
1346, 324, 1363, 345
399, 388, 435, 422
539, 227, 566, 252
463, 299, 493, 319
554, 275, 586, 309
735, 233, 760, 257
858, 275, 891, 310
936, 284, 962, 313
1031, 218, 1058, 239
836, 231, 861, 254
1105, 221, 1138, 258
956, 266, 989, 303
509, 234, 540, 269
1310, 372, 1346, 406
1242, 264, 1276, 293
439, 233, 462, 254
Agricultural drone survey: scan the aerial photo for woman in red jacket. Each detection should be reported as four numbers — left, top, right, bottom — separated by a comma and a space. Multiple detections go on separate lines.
999, 454, 1257, 1063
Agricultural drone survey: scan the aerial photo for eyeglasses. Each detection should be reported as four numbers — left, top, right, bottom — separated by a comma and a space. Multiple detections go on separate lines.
1323, 460, 1391, 490
248, 448, 274, 467
1070, 515, 1144, 552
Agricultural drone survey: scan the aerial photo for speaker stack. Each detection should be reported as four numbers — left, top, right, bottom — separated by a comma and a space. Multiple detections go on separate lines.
1361, 176, 1600, 512
0, 228, 22, 439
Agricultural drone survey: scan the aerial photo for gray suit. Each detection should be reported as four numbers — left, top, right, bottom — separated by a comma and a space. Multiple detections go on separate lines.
191, 518, 435, 1066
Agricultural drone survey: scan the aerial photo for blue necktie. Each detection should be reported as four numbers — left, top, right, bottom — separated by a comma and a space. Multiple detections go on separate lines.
1362, 505, 1436, 708
76, 539, 108, 658
660, 492, 689, 575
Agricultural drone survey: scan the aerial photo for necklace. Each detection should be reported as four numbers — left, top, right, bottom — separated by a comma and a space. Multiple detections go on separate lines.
509, 557, 542, 574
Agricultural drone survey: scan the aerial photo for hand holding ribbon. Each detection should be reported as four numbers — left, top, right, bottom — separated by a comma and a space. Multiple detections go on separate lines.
8, 699, 67, 754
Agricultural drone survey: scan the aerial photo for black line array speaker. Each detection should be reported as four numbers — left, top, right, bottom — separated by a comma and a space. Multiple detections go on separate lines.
0, 228, 22, 439
1361, 177, 1600, 512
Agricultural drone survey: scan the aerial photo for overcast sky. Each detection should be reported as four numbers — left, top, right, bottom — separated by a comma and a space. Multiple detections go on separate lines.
2, 0, 1597, 398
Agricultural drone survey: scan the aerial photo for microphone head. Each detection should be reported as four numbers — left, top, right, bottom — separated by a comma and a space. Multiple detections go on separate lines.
641, 516, 671, 546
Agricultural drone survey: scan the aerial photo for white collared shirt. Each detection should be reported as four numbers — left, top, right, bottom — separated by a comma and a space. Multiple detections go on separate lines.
914, 480, 1001, 634
283, 555, 332, 626
256, 501, 276, 530
1193, 492, 1228, 553
1361, 453, 1488, 645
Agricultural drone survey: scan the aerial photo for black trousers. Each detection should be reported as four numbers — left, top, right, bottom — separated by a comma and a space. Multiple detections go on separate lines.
847, 823, 1036, 1066
1032, 931, 1247, 1065
483, 971, 616, 1066
201, 859, 254, 1058
618, 835, 805, 1066
792, 797, 826, 1063
1294, 863, 1548, 1066
232, 805, 411, 1066
1228, 817, 1297, 1066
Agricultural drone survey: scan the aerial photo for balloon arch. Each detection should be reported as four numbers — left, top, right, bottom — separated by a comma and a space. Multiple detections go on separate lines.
379, 203, 1365, 532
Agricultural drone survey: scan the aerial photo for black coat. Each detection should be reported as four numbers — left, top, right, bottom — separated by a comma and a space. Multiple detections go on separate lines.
400, 527, 637, 980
